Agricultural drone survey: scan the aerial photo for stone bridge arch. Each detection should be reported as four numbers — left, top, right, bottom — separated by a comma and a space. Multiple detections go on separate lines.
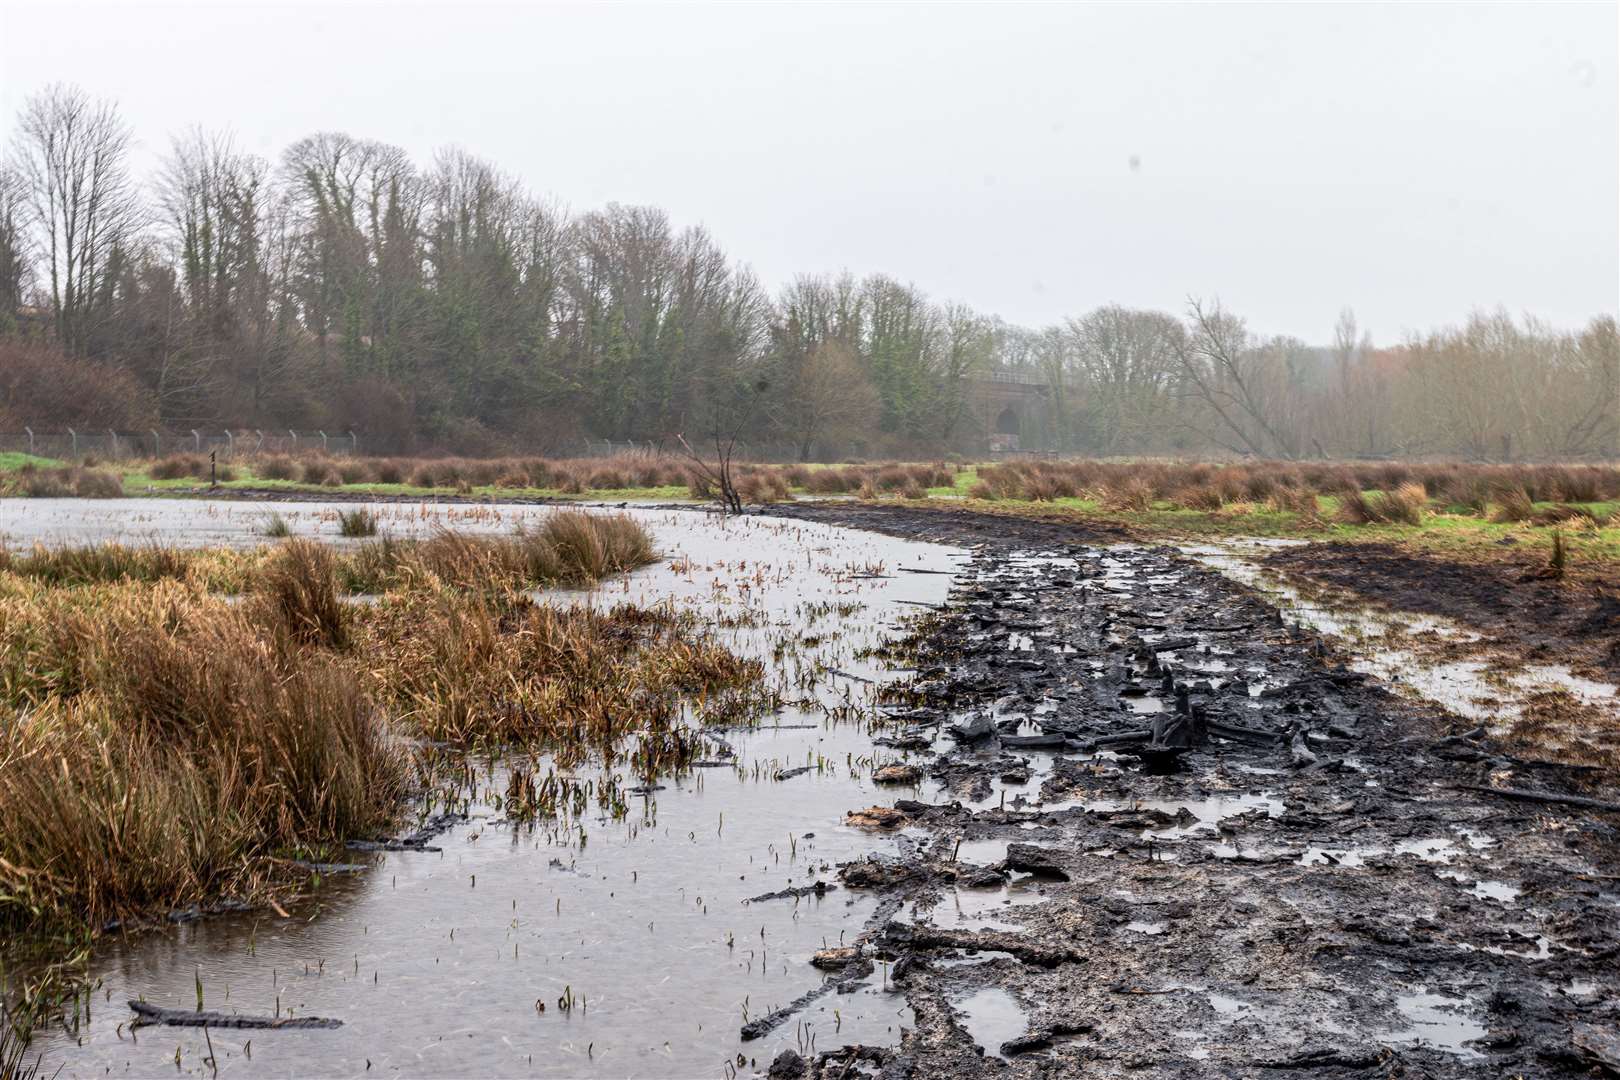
968, 374, 1055, 452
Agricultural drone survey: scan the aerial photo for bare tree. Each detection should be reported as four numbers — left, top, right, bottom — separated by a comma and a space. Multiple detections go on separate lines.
775, 339, 879, 460
935, 302, 995, 441
159, 129, 269, 331
678, 376, 769, 514
12, 84, 142, 354
1174, 298, 1301, 459
1068, 305, 1183, 452
0, 163, 29, 332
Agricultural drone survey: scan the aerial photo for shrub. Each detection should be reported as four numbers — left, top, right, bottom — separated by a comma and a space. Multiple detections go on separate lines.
1550, 466, 1608, 504
1533, 503, 1606, 528
150, 454, 206, 480
1490, 487, 1535, 523
257, 455, 299, 481
72, 468, 124, 498
18, 470, 72, 497
1101, 480, 1154, 513
338, 508, 379, 537
1338, 483, 1426, 526
253, 539, 349, 649
1170, 485, 1226, 511
1440, 472, 1492, 516
1266, 487, 1319, 516
736, 471, 791, 504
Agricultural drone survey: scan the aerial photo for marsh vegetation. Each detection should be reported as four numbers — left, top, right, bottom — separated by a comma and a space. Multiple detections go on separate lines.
0, 511, 770, 941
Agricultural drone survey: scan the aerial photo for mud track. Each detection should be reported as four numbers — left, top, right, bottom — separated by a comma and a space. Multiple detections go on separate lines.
1263, 541, 1620, 683
761, 503, 1620, 1080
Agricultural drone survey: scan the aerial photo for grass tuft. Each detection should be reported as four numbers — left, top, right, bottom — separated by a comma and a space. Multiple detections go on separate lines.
337, 508, 379, 538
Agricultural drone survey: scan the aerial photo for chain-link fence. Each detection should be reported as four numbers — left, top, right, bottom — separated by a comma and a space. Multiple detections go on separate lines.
578, 439, 823, 463
1, 429, 941, 464
0, 429, 360, 461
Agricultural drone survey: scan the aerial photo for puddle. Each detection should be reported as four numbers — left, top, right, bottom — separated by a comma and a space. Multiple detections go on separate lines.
917, 882, 1049, 934
950, 750, 1061, 811
1058, 792, 1282, 839
7, 501, 963, 1077
1438, 871, 1521, 903
1298, 836, 1460, 867
1386, 988, 1487, 1056
934, 950, 1019, 970
952, 838, 1016, 865
1186, 539, 1620, 734
952, 987, 1027, 1058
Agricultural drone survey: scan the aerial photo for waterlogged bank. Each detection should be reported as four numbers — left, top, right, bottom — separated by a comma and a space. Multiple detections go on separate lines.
11, 498, 1620, 1078
8, 503, 965, 1078
761, 502, 1620, 1079
1186, 538, 1620, 766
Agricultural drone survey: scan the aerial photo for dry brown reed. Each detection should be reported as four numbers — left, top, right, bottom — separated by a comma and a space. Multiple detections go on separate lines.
0, 511, 745, 939
1337, 482, 1427, 525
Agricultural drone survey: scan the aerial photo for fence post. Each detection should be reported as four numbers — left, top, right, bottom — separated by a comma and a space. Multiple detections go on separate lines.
68, 428, 77, 457
289, 430, 297, 453
349, 430, 357, 455
320, 430, 328, 453
192, 429, 201, 452
24, 427, 33, 455
108, 429, 118, 458
254, 430, 264, 452
224, 430, 234, 456
152, 429, 161, 457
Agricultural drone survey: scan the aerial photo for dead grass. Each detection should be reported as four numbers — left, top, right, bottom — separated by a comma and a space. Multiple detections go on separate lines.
341, 511, 655, 594
1336, 483, 1427, 525
0, 578, 406, 931
252, 539, 349, 649
1491, 487, 1535, 523
2, 542, 197, 586
361, 591, 765, 750
0, 464, 124, 498
337, 507, 379, 537
948, 459, 1619, 532
0, 511, 751, 940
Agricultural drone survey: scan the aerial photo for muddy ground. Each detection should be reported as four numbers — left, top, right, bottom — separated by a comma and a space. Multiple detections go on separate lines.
757, 502, 1620, 1080
1265, 542, 1620, 684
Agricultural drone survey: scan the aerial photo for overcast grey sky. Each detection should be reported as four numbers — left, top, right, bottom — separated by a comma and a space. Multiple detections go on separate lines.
2, 0, 1615, 342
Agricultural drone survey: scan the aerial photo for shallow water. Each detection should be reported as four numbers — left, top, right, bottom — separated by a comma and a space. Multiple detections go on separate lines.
1386, 988, 1487, 1056
912, 881, 1049, 935
7, 501, 964, 1078
949, 987, 1027, 1058
1185, 539, 1620, 734
0, 496, 562, 549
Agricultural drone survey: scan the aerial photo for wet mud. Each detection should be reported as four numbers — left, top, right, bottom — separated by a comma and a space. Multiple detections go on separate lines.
1265, 541, 1620, 683
762, 502, 1620, 1079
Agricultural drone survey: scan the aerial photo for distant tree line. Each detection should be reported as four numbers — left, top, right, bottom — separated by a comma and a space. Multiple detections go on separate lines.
1, 84, 1614, 460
